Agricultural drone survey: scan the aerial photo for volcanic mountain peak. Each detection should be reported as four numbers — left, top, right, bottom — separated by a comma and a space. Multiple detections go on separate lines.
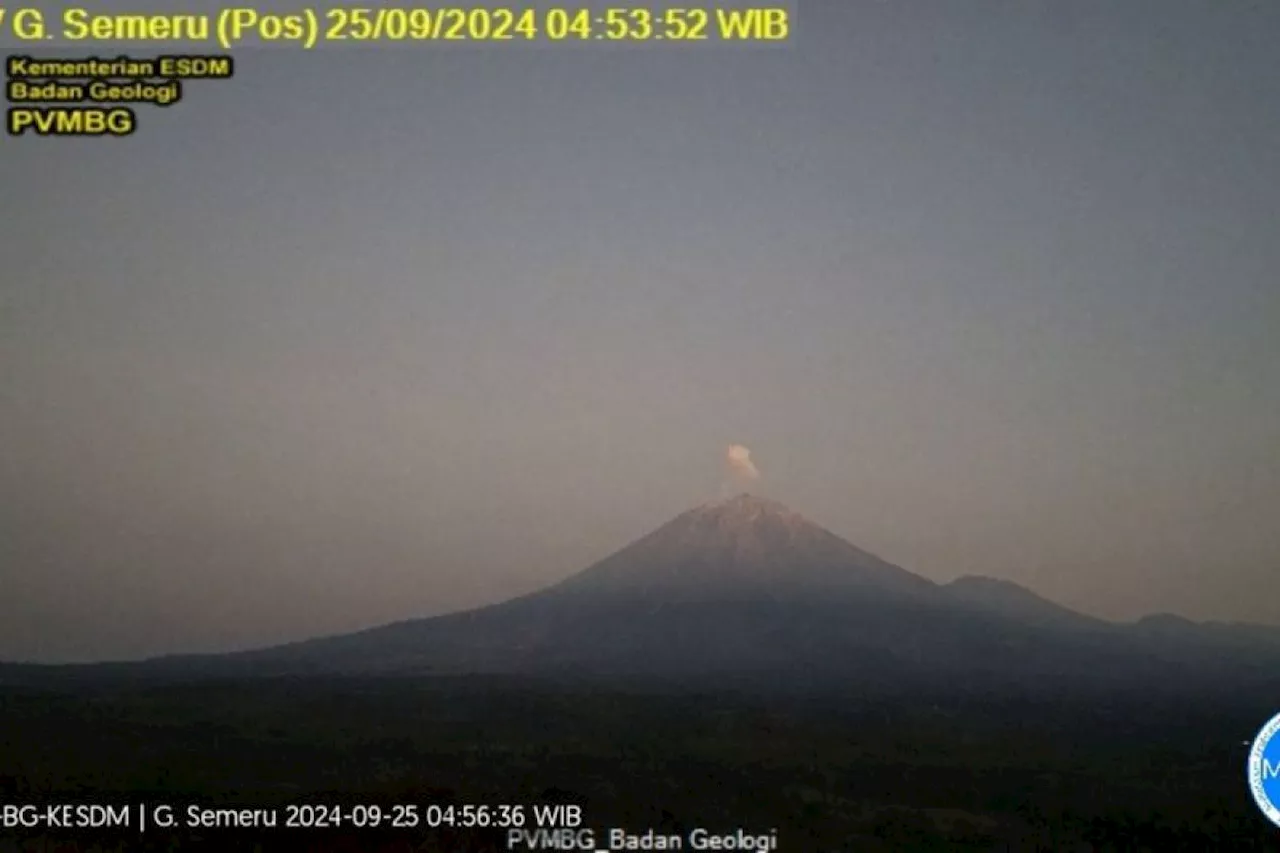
696, 492, 799, 519
677, 493, 816, 547
550, 492, 934, 601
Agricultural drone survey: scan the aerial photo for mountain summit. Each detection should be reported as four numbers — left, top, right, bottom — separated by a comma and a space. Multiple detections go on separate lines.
548, 493, 933, 603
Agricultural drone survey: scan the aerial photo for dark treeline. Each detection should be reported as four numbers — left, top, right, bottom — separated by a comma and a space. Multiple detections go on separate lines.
0, 676, 1275, 851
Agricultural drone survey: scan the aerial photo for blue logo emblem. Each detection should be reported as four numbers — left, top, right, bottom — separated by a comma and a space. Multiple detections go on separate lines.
1249, 712, 1280, 828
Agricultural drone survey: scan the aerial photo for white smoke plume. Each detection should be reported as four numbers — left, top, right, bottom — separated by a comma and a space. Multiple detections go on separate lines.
725, 443, 761, 488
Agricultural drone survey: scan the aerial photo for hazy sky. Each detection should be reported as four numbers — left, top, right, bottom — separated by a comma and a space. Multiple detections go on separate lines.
3, 1, 1278, 662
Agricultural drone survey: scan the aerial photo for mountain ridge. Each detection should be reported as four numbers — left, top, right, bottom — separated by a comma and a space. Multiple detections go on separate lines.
944, 574, 1109, 631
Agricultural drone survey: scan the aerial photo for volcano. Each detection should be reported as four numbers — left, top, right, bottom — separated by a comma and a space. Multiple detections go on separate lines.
8, 493, 1278, 692
216, 494, 1134, 685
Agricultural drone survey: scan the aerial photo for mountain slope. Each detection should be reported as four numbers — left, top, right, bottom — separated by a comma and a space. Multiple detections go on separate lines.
943, 575, 1108, 632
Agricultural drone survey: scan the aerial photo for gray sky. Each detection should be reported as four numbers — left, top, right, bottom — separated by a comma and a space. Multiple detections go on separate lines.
3, 1, 1278, 662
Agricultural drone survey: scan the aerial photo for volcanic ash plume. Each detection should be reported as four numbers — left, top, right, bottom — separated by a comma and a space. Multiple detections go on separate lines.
725, 444, 761, 488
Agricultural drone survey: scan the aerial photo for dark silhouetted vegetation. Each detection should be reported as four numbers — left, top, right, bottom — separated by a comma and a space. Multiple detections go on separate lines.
0, 675, 1276, 850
